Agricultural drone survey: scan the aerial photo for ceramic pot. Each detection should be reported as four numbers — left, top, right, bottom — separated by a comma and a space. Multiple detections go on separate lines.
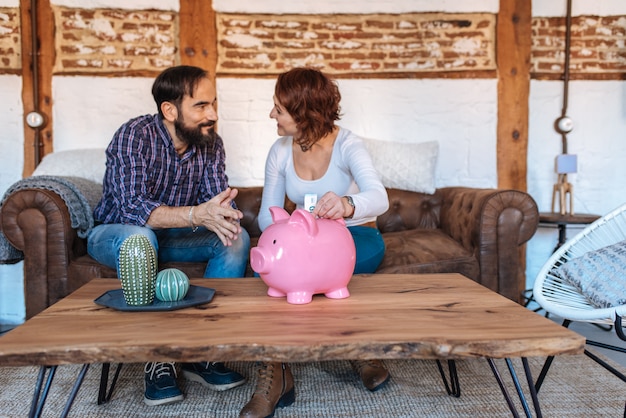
155, 268, 190, 302
118, 234, 158, 306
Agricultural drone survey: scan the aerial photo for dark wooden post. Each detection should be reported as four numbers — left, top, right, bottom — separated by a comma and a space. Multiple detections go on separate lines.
20, 0, 54, 176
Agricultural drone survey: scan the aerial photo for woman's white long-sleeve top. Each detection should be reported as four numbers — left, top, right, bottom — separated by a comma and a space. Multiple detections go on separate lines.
258, 127, 389, 231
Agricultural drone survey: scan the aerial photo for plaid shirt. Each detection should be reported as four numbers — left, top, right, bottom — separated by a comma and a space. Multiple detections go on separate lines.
93, 114, 231, 225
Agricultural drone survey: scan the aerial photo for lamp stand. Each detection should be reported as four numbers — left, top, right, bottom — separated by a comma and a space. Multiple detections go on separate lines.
551, 173, 574, 215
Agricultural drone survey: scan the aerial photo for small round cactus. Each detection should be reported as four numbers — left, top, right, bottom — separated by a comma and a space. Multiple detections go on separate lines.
118, 234, 158, 306
155, 268, 190, 302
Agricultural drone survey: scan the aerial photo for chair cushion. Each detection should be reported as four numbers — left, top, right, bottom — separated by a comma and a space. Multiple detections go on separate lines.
554, 239, 626, 309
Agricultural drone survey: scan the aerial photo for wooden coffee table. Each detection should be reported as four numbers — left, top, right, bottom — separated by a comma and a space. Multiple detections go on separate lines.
0, 274, 584, 417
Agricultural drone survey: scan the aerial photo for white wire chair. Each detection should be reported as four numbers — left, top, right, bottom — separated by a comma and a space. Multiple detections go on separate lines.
532, 202, 626, 393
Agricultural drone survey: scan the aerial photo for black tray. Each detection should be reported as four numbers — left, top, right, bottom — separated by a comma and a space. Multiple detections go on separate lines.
94, 285, 215, 312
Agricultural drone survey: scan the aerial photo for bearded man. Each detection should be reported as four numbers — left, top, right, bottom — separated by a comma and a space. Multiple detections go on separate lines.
88, 65, 250, 406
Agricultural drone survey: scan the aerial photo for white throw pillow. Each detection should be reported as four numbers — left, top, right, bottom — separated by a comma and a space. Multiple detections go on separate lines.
362, 138, 438, 194
32, 148, 107, 185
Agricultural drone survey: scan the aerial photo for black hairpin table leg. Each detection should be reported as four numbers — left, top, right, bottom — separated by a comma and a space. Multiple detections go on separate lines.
488, 357, 542, 418
98, 363, 124, 404
28, 364, 90, 418
436, 359, 461, 397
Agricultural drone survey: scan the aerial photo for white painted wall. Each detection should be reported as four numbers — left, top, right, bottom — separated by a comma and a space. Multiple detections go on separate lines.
526, 80, 626, 287
1, 0, 625, 323
219, 78, 497, 189
0, 74, 25, 324
525, 0, 626, 295
52, 77, 156, 151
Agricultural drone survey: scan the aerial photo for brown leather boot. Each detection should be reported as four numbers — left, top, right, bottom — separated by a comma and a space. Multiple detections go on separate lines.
239, 362, 295, 418
350, 359, 390, 391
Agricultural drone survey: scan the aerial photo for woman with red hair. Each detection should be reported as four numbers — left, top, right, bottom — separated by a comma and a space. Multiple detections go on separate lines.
241, 67, 390, 418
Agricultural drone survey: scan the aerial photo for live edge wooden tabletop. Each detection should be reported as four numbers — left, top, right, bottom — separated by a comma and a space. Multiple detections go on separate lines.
0, 274, 584, 367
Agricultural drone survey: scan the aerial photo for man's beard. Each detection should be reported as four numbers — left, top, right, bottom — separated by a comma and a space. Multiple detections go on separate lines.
174, 118, 216, 148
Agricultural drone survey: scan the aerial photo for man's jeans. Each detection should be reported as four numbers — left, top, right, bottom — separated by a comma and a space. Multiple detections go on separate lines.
87, 224, 250, 278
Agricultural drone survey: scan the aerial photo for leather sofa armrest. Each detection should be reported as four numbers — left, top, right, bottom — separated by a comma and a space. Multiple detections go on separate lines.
1, 188, 83, 319
435, 187, 539, 303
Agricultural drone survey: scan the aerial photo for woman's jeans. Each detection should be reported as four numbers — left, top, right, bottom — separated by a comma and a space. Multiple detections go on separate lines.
348, 225, 385, 274
88, 224, 251, 278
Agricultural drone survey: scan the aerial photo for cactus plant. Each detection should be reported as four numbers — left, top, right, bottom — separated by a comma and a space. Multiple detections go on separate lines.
155, 268, 190, 302
118, 234, 158, 306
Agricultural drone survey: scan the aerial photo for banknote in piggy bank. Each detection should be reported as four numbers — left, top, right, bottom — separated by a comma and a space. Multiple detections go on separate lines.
250, 206, 356, 304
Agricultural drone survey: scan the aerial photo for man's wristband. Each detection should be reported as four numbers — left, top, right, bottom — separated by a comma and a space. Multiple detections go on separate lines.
189, 206, 198, 232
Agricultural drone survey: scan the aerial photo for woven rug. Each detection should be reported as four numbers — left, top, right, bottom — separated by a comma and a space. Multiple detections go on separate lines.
0, 355, 623, 417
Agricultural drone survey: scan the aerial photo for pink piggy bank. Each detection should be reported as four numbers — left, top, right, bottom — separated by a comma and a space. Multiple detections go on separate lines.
250, 206, 356, 304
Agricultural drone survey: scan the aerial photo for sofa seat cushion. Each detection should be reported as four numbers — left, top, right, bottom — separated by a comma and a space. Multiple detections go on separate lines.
71, 254, 209, 280
377, 229, 479, 280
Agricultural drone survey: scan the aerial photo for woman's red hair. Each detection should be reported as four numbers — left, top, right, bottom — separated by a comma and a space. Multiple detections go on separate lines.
275, 67, 341, 151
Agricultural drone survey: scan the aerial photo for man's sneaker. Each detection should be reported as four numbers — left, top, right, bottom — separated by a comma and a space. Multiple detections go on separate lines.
144, 362, 184, 406
182, 361, 246, 391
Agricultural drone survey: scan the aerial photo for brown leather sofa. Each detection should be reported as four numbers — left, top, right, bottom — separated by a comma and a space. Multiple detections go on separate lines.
0, 184, 539, 319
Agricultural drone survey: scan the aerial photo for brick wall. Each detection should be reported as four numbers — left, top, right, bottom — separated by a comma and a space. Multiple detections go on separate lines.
532, 16, 626, 74
53, 6, 178, 74
0, 8, 20, 71
0, 6, 625, 78
216, 13, 495, 75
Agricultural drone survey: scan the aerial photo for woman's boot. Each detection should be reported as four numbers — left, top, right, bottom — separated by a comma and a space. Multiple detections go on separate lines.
350, 359, 390, 391
239, 362, 295, 418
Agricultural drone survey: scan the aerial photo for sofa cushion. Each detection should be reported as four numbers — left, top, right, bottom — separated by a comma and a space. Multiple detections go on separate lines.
72, 254, 211, 281
33, 148, 107, 185
378, 229, 480, 280
362, 138, 438, 195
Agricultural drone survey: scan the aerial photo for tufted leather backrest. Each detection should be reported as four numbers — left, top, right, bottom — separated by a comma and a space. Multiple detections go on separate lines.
377, 188, 441, 233
234, 186, 442, 237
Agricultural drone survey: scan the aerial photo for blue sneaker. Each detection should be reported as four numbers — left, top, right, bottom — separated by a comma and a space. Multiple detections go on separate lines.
144, 362, 184, 406
181, 361, 246, 391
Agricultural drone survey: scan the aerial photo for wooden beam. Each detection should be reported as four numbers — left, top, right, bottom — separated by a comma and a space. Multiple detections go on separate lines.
19, 0, 54, 177
19, 0, 35, 176
179, 0, 217, 84
497, 0, 531, 191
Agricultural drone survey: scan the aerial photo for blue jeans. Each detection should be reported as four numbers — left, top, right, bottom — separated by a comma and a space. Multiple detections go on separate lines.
348, 226, 386, 274
87, 224, 250, 278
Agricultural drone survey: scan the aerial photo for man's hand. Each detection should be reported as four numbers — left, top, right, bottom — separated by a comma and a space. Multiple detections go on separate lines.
195, 188, 244, 246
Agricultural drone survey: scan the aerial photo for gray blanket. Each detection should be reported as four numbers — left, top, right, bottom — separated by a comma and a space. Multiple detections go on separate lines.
0, 176, 102, 264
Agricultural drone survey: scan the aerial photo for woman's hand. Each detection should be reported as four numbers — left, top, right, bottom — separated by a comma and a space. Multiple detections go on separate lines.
312, 192, 354, 220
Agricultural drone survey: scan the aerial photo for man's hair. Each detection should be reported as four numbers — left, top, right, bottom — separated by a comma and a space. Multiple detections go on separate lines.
152, 65, 208, 118
275, 67, 341, 147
